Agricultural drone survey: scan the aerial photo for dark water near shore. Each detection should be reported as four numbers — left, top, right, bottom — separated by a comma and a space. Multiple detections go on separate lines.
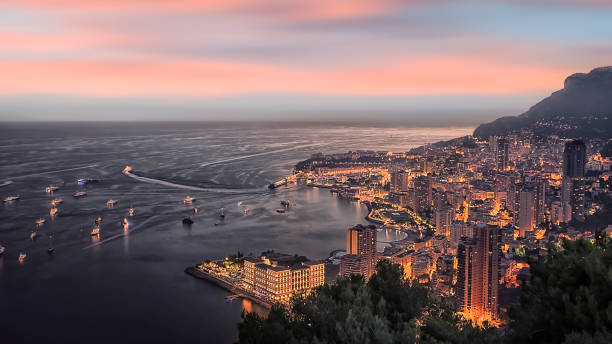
0, 122, 472, 343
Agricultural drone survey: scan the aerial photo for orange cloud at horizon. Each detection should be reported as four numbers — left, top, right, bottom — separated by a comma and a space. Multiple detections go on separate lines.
0, 57, 570, 98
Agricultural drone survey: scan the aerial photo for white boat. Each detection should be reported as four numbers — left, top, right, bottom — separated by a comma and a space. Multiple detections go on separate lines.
51, 198, 63, 206
19, 252, 26, 263
91, 227, 100, 236
30, 231, 38, 240
243, 207, 249, 215
106, 199, 118, 207
45, 185, 59, 193
183, 196, 195, 204
0, 245, 5, 255
3, 195, 20, 202
77, 178, 87, 185
50, 207, 59, 216
35, 218, 46, 226
73, 191, 87, 198
219, 208, 225, 218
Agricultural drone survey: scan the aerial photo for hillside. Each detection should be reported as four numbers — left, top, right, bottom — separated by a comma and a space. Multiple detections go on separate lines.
473, 67, 612, 139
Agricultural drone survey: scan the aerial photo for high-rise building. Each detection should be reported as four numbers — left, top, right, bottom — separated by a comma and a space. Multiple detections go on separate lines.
414, 175, 432, 213
456, 224, 501, 321
563, 140, 586, 178
518, 188, 536, 237
390, 170, 410, 193
496, 138, 509, 171
344, 224, 377, 278
435, 205, 453, 237
562, 140, 587, 222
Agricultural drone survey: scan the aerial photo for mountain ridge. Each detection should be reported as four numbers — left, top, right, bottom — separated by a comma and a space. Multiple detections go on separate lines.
473, 67, 612, 139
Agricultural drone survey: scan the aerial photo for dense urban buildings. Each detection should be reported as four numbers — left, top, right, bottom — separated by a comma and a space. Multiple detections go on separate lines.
292, 131, 611, 324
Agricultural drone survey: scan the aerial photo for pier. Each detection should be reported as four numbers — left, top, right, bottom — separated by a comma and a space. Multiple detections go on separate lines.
185, 266, 272, 309
268, 174, 297, 189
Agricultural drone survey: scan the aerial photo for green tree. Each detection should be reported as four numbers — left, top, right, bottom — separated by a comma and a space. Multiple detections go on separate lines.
510, 236, 612, 343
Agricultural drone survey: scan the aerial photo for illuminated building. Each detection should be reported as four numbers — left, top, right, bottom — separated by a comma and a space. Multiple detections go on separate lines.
390, 170, 410, 193
456, 224, 501, 322
340, 254, 368, 277
414, 175, 432, 213
496, 138, 509, 171
243, 257, 324, 302
344, 224, 377, 278
518, 188, 536, 237
435, 205, 453, 237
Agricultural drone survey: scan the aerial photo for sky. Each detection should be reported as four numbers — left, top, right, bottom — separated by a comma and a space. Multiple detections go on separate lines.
0, 0, 611, 123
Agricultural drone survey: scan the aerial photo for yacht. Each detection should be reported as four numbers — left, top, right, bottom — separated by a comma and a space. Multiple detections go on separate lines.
30, 231, 38, 240
19, 252, 27, 263
0, 245, 5, 255
45, 185, 59, 193
183, 196, 195, 204
3, 195, 20, 202
51, 198, 63, 206
91, 227, 100, 236
73, 191, 87, 198
50, 207, 59, 216
35, 218, 46, 226
106, 199, 118, 207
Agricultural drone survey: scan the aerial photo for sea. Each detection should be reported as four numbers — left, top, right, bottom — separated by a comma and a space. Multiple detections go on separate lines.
0, 122, 473, 343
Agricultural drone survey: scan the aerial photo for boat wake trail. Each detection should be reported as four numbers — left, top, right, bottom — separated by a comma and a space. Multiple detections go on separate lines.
3, 164, 99, 181
82, 215, 158, 249
200, 143, 326, 168
123, 170, 261, 194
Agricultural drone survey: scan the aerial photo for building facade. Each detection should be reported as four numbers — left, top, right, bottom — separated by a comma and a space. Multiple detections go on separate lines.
456, 224, 501, 322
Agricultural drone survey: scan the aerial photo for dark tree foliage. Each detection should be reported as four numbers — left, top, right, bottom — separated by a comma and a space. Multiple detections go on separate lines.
237, 260, 497, 344
510, 236, 612, 343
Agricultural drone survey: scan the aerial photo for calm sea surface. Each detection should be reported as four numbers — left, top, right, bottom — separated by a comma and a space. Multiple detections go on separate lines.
0, 122, 472, 343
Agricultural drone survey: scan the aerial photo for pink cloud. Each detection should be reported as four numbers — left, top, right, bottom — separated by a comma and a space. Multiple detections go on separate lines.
2, 0, 409, 21
0, 56, 570, 97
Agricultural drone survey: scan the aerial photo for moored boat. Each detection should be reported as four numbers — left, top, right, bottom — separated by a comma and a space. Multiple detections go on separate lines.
50, 207, 59, 216
3, 195, 20, 202
91, 227, 100, 236
45, 185, 59, 193
73, 191, 87, 198
51, 198, 63, 206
